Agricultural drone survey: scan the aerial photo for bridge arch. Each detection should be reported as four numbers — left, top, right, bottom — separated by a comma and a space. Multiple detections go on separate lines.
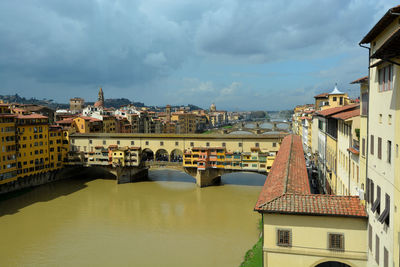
311, 259, 353, 267
170, 149, 183, 162
142, 148, 154, 161
155, 149, 169, 162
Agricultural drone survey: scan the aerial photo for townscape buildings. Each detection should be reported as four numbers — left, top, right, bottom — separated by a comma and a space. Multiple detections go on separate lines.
287, 5, 400, 267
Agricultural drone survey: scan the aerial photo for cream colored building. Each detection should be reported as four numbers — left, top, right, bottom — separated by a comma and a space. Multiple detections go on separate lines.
255, 135, 367, 267
359, 5, 400, 267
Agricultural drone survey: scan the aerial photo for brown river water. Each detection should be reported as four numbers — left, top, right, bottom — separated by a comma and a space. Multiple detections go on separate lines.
0, 169, 265, 267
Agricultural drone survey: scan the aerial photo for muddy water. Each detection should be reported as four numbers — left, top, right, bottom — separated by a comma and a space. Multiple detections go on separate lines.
0, 170, 265, 267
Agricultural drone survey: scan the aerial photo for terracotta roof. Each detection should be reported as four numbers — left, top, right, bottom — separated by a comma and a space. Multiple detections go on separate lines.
299, 116, 312, 120
314, 93, 329, 98
255, 134, 367, 218
258, 194, 367, 218
55, 118, 74, 124
16, 114, 48, 119
255, 135, 310, 209
316, 104, 359, 117
360, 5, 400, 44
350, 76, 368, 84
331, 108, 360, 120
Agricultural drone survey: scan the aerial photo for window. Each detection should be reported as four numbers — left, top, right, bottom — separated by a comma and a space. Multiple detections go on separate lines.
388, 114, 392, 125
146, 141, 149, 146
361, 92, 368, 115
379, 114, 382, 124
328, 233, 344, 251
368, 224, 372, 251
378, 137, 382, 159
206, 142, 210, 147
339, 97, 343, 105
387, 140, 391, 163
255, 143, 259, 147
131, 141, 135, 145
372, 186, 381, 214
384, 247, 388, 267
222, 142, 226, 147
273, 142, 277, 147
103, 140, 106, 145
333, 97, 337, 101
89, 140, 92, 144
378, 193, 390, 226
362, 138, 366, 157
277, 229, 291, 247
371, 135, 374, 155
378, 64, 393, 92
160, 141, 164, 146
175, 141, 179, 146
376, 235, 380, 264
190, 142, 194, 147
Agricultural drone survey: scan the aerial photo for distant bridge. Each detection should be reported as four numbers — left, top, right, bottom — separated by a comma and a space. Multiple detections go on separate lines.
220, 120, 292, 134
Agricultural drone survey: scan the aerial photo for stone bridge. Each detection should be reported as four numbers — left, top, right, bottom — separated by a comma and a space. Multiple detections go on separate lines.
220, 120, 292, 134
68, 133, 287, 187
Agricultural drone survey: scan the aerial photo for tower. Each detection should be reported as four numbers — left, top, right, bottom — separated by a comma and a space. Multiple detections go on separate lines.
94, 87, 104, 108
166, 105, 171, 123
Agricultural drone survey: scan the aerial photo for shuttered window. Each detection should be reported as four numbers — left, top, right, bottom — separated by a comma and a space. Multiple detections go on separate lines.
372, 186, 381, 214
362, 138, 366, 156
384, 247, 388, 267
376, 235, 380, 264
368, 224, 372, 251
387, 140, 392, 163
378, 137, 382, 159
378, 193, 390, 226
370, 135, 374, 155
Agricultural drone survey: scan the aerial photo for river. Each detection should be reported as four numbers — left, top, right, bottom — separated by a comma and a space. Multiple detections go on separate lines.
0, 169, 265, 267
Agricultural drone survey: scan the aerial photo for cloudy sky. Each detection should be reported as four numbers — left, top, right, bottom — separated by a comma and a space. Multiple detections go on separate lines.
0, 0, 398, 110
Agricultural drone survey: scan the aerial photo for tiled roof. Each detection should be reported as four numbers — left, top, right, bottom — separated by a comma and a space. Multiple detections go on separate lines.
316, 104, 359, 117
55, 118, 74, 124
350, 76, 368, 84
331, 108, 360, 120
255, 134, 367, 218
16, 114, 48, 119
255, 135, 310, 208
258, 194, 367, 218
314, 93, 329, 98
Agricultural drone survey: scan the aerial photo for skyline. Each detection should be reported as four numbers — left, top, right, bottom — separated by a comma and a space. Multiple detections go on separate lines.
0, 0, 398, 110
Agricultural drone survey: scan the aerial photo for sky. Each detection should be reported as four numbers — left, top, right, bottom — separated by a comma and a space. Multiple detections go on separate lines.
0, 0, 398, 111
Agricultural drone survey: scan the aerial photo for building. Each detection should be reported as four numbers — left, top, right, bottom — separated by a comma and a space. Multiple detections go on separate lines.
70, 97, 84, 114
359, 5, 400, 266
0, 104, 17, 184
73, 116, 102, 133
255, 135, 367, 267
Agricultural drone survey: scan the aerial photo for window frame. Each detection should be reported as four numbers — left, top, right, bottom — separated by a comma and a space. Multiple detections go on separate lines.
327, 233, 345, 251
276, 229, 292, 247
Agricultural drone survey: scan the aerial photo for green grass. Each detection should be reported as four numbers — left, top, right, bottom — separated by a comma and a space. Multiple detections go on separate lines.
239, 236, 263, 267
239, 218, 263, 267
201, 130, 213, 134
222, 125, 233, 129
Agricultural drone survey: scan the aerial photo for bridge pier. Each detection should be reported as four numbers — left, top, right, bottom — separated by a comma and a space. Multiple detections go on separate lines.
184, 168, 223, 187
110, 167, 149, 184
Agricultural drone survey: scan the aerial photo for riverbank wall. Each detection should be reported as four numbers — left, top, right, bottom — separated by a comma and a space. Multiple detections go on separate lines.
0, 166, 99, 195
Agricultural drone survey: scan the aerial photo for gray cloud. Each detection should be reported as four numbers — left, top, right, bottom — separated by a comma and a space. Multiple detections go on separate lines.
0, 0, 398, 109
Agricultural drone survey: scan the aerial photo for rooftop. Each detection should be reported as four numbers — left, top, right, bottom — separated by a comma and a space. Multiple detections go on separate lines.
350, 76, 368, 84
360, 5, 400, 44
314, 93, 329, 98
331, 107, 360, 120
254, 134, 367, 218
16, 114, 48, 119
316, 104, 359, 117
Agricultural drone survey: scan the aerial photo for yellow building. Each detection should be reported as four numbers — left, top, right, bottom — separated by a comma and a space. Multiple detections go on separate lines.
102, 116, 117, 133
73, 116, 102, 133
16, 114, 50, 178
48, 126, 68, 170
360, 5, 400, 266
255, 135, 367, 267
0, 104, 17, 184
